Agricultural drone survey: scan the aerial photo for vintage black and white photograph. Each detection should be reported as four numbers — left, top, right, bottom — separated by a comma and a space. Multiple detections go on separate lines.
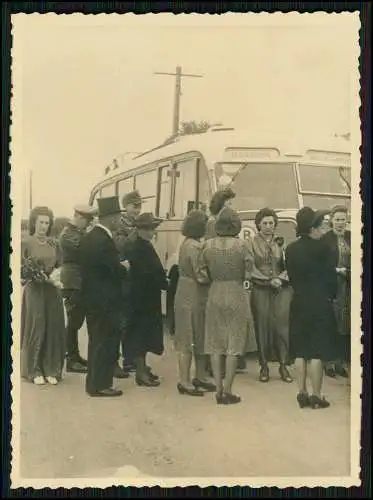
10, 12, 361, 488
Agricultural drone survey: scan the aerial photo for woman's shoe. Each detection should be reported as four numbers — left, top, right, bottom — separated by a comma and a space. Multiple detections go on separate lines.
335, 366, 349, 378
146, 366, 159, 381
279, 364, 293, 383
224, 393, 241, 404
46, 376, 58, 385
309, 395, 330, 409
33, 376, 46, 385
324, 367, 336, 378
192, 378, 216, 392
216, 392, 241, 405
135, 376, 160, 387
296, 392, 310, 408
259, 365, 270, 382
177, 383, 204, 396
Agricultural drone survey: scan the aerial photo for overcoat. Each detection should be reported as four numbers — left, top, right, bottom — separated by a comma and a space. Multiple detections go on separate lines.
80, 225, 128, 393
121, 235, 168, 359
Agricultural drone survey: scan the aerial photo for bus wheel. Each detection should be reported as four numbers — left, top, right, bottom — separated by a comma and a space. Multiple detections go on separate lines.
166, 267, 179, 336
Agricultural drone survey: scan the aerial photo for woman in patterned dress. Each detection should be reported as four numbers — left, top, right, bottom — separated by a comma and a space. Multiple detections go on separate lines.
322, 205, 351, 380
204, 188, 248, 371
249, 208, 293, 384
197, 208, 253, 405
174, 210, 216, 396
21, 206, 66, 385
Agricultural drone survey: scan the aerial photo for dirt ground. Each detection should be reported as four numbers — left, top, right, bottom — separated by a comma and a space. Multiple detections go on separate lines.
19, 325, 351, 480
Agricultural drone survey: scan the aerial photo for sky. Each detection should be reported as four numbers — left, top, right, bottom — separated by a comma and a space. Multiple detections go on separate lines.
12, 13, 359, 217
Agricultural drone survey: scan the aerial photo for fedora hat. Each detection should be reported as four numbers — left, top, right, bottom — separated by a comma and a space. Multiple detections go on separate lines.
296, 207, 329, 236
97, 196, 123, 217
134, 213, 163, 229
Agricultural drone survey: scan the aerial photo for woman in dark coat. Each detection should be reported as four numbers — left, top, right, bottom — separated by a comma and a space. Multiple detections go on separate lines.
121, 213, 168, 387
285, 207, 338, 409
322, 205, 351, 380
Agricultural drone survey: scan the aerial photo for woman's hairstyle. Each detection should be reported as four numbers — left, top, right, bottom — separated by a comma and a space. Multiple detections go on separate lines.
329, 204, 348, 223
215, 207, 242, 237
254, 207, 278, 231
209, 187, 236, 216
181, 209, 208, 239
29, 206, 54, 236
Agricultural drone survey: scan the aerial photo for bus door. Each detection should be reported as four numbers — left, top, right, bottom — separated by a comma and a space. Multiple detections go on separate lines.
155, 162, 173, 269
166, 156, 199, 272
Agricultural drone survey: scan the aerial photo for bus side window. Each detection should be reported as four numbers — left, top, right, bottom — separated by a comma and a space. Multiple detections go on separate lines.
158, 165, 172, 218
118, 177, 135, 206
171, 158, 197, 219
135, 169, 157, 214
101, 183, 116, 197
197, 156, 211, 212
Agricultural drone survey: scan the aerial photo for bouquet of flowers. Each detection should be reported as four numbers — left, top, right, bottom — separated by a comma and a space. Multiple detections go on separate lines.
21, 256, 48, 285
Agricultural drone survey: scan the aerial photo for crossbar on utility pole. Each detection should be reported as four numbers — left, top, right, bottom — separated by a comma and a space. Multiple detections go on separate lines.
154, 65, 203, 136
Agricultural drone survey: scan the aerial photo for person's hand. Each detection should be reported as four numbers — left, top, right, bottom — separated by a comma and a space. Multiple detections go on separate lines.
270, 278, 282, 289
336, 267, 347, 276
120, 260, 131, 271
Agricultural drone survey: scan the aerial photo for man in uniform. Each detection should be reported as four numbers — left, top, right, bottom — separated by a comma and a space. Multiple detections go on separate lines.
113, 190, 143, 377
59, 205, 97, 373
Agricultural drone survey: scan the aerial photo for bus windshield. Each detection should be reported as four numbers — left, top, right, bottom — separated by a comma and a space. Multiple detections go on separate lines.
214, 162, 299, 211
298, 164, 351, 195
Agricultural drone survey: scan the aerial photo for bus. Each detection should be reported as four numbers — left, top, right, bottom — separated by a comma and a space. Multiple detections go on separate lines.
88, 126, 352, 329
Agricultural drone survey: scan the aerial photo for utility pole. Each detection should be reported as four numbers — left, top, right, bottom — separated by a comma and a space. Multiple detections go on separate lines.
154, 65, 203, 135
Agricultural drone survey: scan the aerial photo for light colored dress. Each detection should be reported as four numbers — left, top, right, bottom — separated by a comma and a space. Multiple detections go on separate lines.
249, 233, 292, 366
21, 236, 66, 381
174, 238, 209, 354
197, 237, 254, 356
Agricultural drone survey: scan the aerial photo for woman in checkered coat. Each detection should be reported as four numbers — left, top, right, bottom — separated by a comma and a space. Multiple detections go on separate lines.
197, 207, 254, 405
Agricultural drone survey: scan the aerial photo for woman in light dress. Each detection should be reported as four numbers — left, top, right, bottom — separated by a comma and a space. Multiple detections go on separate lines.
197, 208, 254, 405
249, 208, 293, 384
21, 206, 66, 385
174, 210, 216, 396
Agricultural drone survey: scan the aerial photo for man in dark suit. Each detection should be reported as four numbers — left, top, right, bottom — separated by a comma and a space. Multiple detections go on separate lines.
80, 196, 129, 397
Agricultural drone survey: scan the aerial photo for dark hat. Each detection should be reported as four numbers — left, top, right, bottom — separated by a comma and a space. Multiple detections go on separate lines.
122, 190, 142, 207
215, 207, 242, 237
97, 196, 123, 217
296, 207, 329, 236
134, 212, 163, 229
74, 204, 98, 219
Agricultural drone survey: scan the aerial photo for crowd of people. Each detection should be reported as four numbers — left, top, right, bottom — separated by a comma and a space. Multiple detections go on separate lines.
20, 187, 351, 408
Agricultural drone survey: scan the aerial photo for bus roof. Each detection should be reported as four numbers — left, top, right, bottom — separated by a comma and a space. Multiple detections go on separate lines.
92, 128, 351, 192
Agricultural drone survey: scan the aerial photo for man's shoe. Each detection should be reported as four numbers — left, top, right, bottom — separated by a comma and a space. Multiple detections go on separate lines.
88, 388, 123, 398
66, 361, 88, 373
